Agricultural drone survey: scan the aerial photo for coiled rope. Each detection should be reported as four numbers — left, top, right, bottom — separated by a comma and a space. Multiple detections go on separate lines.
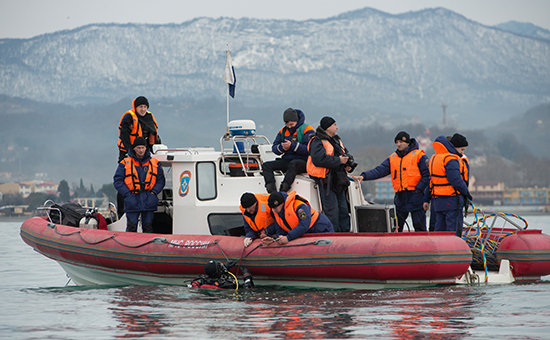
461, 202, 528, 282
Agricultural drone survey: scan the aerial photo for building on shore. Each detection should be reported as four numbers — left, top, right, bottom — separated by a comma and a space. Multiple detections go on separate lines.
370, 176, 550, 209
72, 195, 109, 209
0, 182, 20, 197
19, 180, 58, 198
469, 179, 505, 206
1, 181, 58, 199
373, 177, 394, 203
503, 187, 550, 205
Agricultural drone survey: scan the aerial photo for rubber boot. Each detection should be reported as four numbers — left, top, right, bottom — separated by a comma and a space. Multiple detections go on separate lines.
142, 222, 154, 233
279, 182, 291, 192
126, 220, 138, 232
265, 182, 277, 194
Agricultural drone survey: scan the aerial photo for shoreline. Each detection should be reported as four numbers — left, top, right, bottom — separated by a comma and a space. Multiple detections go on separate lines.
0, 216, 28, 223
471, 206, 550, 216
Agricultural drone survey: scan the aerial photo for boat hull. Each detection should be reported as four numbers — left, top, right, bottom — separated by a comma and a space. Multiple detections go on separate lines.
497, 229, 550, 281
21, 216, 473, 289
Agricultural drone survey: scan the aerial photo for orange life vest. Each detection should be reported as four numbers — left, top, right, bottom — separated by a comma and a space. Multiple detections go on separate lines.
429, 142, 468, 198
279, 124, 314, 144
239, 193, 275, 233
306, 138, 346, 178
273, 191, 319, 232
389, 149, 425, 192
121, 156, 159, 193
117, 110, 159, 152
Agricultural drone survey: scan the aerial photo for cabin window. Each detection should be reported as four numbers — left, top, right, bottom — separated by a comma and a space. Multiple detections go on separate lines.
207, 213, 245, 236
161, 164, 173, 190
196, 162, 217, 200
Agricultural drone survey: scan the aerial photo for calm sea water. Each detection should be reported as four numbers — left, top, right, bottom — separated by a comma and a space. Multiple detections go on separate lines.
2, 215, 550, 339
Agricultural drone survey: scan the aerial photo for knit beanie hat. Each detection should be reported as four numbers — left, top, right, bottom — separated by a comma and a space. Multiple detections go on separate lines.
132, 136, 147, 148
450, 133, 468, 148
394, 131, 411, 144
240, 193, 258, 209
134, 96, 149, 109
320, 116, 336, 130
268, 192, 285, 208
283, 108, 299, 122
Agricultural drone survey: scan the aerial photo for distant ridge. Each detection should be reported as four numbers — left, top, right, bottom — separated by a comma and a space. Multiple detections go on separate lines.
0, 7, 549, 128
494, 21, 550, 41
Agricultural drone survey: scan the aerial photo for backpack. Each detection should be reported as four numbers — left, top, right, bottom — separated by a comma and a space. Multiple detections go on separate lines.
48, 203, 88, 227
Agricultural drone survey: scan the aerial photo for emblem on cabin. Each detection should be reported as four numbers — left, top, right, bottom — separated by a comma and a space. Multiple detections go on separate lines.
179, 170, 191, 197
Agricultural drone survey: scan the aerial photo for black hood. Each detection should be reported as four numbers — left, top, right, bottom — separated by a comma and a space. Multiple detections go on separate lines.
127, 146, 152, 163
314, 126, 344, 156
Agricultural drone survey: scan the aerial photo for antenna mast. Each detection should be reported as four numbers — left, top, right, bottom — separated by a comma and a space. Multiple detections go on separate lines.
441, 104, 447, 127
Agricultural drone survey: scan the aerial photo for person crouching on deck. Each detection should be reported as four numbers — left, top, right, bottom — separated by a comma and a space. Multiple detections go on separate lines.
264, 191, 334, 245
239, 192, 279, 247
114, 137, 165, 233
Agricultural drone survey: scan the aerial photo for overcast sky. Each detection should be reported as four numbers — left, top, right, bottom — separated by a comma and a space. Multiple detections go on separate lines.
1, 0, 549, 39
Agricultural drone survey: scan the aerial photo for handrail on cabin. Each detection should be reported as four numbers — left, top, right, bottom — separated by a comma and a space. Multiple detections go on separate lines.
220, 134, 270, 177
154, 148, 199, 155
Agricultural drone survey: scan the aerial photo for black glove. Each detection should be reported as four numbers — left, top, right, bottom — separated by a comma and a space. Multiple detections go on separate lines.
464, 193, 472, 215
226, 259, 238, 270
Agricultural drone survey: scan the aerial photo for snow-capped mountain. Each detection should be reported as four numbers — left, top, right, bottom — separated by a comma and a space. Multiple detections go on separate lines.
1, 7, 549, 126
495, 21, 550, 42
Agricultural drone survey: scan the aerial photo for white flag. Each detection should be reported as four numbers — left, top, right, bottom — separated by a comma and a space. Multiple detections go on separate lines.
223, 50, 236, 98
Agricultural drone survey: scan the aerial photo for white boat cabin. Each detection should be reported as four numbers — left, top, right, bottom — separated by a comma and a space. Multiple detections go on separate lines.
108, 120, 396, 235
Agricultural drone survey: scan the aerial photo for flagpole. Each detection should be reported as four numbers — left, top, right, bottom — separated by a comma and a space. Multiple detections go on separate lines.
226, 46, 230, 135
227, 76, 230, 131
223, 46, 236, 135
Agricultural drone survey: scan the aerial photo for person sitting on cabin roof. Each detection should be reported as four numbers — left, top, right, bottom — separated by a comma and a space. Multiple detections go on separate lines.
262, 108, 315, 194
113, 137, 165, 233
263, 191, 333, 245
239, 192, 278, 247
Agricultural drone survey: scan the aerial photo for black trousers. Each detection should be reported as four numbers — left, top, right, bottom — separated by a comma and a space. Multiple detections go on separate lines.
117, 192, 125, 218
262, 158, 306, 186
117, 151, 127, 218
